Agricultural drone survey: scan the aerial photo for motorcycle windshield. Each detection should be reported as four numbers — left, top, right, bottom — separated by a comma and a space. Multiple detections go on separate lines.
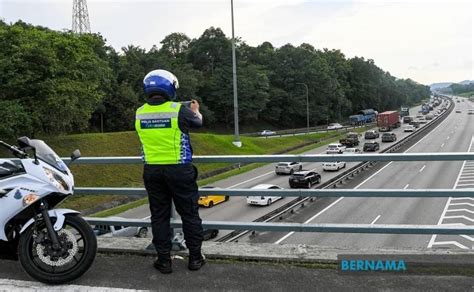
30, 139, 69, 173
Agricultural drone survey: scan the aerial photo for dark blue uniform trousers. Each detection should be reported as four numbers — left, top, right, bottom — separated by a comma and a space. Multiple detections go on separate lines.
143, 164, 203, 256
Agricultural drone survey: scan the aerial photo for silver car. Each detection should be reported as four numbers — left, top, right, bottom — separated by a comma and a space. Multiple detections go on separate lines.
94, 216, 148, 238
275, 162, 303, 175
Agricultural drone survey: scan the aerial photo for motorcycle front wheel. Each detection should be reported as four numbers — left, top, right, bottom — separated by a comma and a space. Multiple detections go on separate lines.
18, 214, 97, 284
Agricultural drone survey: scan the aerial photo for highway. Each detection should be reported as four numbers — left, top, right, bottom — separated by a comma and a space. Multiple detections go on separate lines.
249, 97, 473, 250
118, 102, 450, 241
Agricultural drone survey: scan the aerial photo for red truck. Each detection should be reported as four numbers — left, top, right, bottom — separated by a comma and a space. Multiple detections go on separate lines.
377, 111, 401, 132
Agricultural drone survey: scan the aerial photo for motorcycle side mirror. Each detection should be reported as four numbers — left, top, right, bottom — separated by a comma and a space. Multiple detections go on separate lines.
70, 149, 81, 163
17, 136, 32, 150
17, 136, 37, 163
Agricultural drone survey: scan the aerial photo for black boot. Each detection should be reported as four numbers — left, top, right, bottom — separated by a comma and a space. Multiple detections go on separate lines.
188, 253, 206, 271
154, 254, 172, 274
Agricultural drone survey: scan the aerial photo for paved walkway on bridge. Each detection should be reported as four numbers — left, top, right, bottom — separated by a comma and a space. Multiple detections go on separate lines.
1, 252, 473, 291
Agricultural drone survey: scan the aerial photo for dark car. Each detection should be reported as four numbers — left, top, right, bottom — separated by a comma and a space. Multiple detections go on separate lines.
364, 130, 380, 139
381, 132, 397, 142
289, 171, 321, 189
409, 120, 420, 128
363, 141, 380, 152
203, 229, 219, 240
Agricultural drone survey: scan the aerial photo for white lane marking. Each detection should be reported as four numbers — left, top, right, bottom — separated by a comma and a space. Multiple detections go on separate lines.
443, 215, 474, 222
451, 202, 474, 207
274, 197, 345, 244
419, 165, 426, 173
228, 170, 274, 188
459, 234, 474, 242
455, 184, 474, 187
428, 135, 474, 248
370, 215, 381, 225
446, 209, 474, 214
430, 241, 469, 249
451, 197, 474, 201
440, 143, 445, 148
276, 114, 451, 245
403, 184, 410, 189
0, 279, 149, 292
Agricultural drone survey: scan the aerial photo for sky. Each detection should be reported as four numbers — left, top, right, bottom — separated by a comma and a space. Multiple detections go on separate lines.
0, 0, 473, 85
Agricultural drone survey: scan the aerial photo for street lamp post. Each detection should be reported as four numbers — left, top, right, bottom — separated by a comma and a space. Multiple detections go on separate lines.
231, 0, 241, 147
297, 82, 309, 134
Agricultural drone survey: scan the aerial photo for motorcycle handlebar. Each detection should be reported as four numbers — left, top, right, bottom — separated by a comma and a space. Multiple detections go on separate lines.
0, 141, 28, 159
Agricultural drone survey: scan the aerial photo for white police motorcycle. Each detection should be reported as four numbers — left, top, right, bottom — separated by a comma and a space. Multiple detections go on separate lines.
0, 137, 96, 284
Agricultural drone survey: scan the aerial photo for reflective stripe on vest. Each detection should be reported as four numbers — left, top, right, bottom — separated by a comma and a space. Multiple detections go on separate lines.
135, 102, 190, 165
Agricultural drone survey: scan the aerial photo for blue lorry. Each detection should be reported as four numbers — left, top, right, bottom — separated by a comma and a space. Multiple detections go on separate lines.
349, 109, 377, 125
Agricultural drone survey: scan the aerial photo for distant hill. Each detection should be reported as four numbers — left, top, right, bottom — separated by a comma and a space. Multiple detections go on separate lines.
430, 80, 474, 91
430, 82, 453, 90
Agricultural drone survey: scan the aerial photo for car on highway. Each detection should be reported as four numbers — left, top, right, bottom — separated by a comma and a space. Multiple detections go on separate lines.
455, 110, 462, 113
275, 162, 303, 175
409, 120, 420, 128
246, 184, 282, 206
364, 130, 380, 139
326, 143, 346, 154
363, 141, 380, 152
402, 116, 413, 123
403, 125, 416, 132
381, 132, 397, 142
343, 148, 362, 154
198, 186, 229, 208
203, 229, 219, 240
327, 123, 343, 130
260, 130, 276, 136
417, 116, 427, 124
289, 171, 321, 189
94, 218, 148, 238
322, 161, 346, 171
468, 109, 474, 115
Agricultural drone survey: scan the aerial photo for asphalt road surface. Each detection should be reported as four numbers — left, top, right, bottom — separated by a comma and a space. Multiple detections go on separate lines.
254, 97, 473, 250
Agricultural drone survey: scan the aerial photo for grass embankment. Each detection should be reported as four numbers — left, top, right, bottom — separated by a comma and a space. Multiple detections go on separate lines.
457, 92, 474, 98
2, 127, 370, 215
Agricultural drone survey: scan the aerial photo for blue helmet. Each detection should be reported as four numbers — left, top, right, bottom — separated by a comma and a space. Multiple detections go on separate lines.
143, 69, 179, 100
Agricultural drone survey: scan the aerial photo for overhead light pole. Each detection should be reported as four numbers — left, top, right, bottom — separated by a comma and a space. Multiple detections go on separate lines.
297, 82, 309, 134
231, 0, 241, 147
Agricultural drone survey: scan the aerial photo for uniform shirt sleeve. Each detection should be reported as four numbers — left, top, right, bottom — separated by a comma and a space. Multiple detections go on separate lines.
178, 104, 203, 134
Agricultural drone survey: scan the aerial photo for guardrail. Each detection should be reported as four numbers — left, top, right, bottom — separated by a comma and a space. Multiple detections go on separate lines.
78, 153, 474, 236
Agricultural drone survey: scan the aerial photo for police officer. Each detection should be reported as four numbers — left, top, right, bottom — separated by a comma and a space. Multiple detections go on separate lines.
135, 69, 205, 274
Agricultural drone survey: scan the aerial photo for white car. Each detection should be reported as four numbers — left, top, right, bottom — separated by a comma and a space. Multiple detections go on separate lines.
246, 184, 282, 206
327, 123, 343, 130
322, 161, 346, 171
93, 217, 148, 238
260, 130, 276, 136
404, 125, 416, 132
326, 143, 346, 154
343, 148, 361, 154
275, 162, 303, 175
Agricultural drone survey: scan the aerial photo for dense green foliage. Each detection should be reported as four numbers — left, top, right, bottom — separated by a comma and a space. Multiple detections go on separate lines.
449, 83, 474, 95
0, 21, 430, 138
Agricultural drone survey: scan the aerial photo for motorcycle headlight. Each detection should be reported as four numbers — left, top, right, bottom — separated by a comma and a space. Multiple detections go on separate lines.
43, 167, 69, 191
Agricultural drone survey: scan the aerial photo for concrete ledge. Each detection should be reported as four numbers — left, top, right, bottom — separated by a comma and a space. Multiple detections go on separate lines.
97, 237, 474, 267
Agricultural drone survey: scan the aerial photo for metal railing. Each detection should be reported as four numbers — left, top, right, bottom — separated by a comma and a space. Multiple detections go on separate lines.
78, 152, 474, 236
